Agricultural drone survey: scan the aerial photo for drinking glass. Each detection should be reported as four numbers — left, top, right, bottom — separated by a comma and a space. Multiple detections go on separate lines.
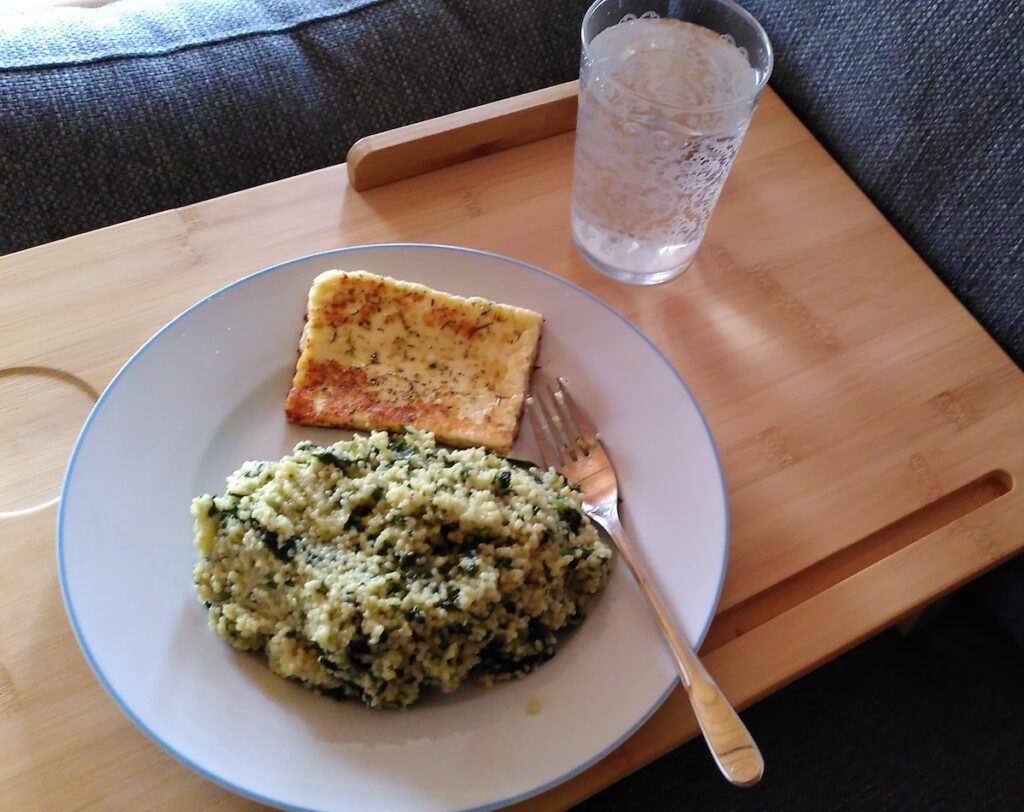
571, 0, 773, 284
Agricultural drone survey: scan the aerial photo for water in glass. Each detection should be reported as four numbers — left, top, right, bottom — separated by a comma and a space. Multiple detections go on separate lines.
572, 17, 761, 284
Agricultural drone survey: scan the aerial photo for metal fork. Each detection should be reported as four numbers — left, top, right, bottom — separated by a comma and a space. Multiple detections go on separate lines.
527, 377, 764, 787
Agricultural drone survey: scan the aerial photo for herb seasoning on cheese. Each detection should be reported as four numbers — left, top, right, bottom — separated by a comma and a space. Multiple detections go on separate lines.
285, 270, 543, 454
192, 428, 611, 709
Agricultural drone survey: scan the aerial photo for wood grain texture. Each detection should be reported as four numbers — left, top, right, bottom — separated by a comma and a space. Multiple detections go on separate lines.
1, 87, 1022, 810
347, 81, 578, 191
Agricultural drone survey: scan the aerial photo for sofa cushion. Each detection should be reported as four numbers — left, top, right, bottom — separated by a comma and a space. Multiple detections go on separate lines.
0, 0, 590, 254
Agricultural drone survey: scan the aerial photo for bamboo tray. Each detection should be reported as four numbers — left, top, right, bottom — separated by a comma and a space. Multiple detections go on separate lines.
1, 81, 1021, 810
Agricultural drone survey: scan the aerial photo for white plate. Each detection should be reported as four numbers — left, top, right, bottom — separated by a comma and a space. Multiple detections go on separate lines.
59, 244, 727, 811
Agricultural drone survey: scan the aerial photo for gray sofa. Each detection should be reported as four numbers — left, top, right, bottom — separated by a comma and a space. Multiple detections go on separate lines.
2, 0, 1021, 807
0, 0, 591, 253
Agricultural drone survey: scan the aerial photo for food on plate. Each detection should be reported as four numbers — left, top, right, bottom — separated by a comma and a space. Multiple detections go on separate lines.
285, 270, 543, 455
191, 428, 611, 709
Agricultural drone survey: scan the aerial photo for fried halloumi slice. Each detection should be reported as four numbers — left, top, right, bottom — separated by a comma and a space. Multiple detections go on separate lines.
285, 270, 543, 453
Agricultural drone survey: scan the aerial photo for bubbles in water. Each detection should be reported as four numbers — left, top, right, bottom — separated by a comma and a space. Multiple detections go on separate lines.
573, 18, 757, 277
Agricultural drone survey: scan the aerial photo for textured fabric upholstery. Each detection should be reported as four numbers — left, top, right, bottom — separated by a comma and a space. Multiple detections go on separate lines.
742, 0, 1023, 365
0, 0, 591, 255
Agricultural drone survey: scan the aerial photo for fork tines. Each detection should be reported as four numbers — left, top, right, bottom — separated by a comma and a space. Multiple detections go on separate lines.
526, 376, 596, 468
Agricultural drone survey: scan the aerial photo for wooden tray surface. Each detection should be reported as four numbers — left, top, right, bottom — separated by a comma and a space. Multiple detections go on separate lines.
1, 83, 1021, 810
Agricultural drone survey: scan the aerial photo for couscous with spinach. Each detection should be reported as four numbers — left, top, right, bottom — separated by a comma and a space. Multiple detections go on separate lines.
192, 428, 611, 709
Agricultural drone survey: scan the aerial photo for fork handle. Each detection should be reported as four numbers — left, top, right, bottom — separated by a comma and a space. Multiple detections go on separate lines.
597, 512, 764, 787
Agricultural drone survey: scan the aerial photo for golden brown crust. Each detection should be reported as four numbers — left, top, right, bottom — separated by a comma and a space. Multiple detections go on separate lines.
285, 270, 543, 453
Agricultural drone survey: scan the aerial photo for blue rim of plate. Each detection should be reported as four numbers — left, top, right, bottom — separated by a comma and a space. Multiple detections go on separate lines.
57, 243, 729, 812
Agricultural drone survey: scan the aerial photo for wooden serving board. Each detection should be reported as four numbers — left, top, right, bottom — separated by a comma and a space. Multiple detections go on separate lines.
1, 82, 1021, 810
